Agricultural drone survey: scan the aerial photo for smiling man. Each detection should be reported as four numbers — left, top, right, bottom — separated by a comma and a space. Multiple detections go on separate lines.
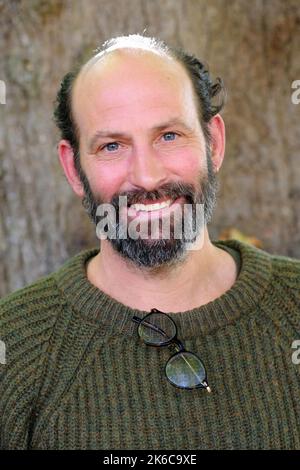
58, 39, 235, 313
0, 35, 300, 450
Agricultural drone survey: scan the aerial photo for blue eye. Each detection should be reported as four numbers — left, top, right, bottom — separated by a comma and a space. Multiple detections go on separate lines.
163, 132, 177, 141
104, 142, 119, 151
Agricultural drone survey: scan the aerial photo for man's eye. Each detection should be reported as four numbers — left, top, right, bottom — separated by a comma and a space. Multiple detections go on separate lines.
102, 142, 119, 152
162, 132, 178, 141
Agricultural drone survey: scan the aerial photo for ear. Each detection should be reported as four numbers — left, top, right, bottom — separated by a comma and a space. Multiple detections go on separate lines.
58, 140, 84, 197
208, 114, 225, 173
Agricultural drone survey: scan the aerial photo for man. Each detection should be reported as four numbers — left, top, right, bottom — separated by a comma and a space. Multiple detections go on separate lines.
0, 34, 299, 450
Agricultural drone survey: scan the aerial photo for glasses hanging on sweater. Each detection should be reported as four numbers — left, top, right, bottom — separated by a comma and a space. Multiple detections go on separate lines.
132, 308, 211, 392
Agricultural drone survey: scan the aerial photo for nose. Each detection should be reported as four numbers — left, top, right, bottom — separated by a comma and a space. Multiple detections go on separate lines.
127, 144, 168, 191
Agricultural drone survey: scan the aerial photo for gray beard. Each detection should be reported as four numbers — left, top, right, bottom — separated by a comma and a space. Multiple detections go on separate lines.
78, 151, 219, 269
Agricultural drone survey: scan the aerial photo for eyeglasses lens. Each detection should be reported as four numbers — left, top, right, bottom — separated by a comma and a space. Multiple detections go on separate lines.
166, 351, 206, 389
138, 312, 176, 346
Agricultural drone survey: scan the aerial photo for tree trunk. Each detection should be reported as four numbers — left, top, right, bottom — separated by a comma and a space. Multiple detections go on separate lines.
0, 0, 299, 296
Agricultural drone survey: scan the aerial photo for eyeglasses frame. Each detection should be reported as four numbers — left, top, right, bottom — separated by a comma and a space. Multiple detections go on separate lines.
132, 308, 211, 392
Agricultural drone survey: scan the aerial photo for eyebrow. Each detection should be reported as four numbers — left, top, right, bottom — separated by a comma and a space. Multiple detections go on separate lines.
87, 118, 194, 152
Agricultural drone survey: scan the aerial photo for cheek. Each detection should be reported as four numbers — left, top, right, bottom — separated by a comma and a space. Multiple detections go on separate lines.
83, 160, 128, 200
167, 151, 204, 181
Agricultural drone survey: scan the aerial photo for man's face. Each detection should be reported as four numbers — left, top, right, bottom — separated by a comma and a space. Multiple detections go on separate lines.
71, 50, 219, 268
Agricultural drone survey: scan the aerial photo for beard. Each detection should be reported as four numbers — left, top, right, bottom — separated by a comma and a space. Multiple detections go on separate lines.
77, 148, 219, 269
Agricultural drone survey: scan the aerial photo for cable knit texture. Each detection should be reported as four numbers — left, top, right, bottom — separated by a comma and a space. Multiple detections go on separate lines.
0, 239, 300, 450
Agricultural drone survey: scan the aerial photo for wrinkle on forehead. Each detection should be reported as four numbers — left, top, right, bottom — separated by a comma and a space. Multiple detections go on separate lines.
71, 47, 202, 146
73, 48, 193, 111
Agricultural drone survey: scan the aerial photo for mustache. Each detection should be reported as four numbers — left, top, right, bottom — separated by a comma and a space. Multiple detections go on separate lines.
110, 181, 198, 208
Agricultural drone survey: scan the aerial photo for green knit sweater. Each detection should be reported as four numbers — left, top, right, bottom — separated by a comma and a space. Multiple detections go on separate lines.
0, 239, 300, 450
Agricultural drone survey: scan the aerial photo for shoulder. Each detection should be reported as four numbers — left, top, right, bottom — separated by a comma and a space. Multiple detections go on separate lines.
0, 272, 61, 340
270, 252, 300, 288
262, 251, 300, 336
0, 246, 98, 371
219, 239, 300, 335
268, 252, 300, 309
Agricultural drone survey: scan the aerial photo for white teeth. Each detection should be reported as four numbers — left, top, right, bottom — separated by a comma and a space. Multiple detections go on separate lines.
130, 199, 172, 212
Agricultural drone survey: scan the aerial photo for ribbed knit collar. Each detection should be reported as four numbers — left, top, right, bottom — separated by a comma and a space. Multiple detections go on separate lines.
55, 239, 272, 339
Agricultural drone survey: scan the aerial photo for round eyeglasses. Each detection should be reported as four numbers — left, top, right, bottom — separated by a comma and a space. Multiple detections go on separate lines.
132, 308, 211, 392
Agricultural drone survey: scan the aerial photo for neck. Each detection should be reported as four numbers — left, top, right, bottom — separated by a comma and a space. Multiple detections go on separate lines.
86, 228, 238, 313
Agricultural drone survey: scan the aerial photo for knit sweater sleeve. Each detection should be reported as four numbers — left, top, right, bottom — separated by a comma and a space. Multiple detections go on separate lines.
0, 275, 61, 449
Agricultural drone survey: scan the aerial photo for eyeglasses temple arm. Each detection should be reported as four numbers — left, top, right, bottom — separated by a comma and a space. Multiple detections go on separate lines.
132, 316, 169, 338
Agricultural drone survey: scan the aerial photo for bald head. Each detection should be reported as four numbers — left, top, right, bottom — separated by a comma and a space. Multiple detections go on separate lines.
81, 33, 170, 74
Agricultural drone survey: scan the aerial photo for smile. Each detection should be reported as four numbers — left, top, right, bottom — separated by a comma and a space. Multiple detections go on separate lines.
129, 199, 173, 212
126, 197, 184, 219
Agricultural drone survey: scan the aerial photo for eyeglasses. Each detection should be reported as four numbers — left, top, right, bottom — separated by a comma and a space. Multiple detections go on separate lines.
132, 308, 211, 392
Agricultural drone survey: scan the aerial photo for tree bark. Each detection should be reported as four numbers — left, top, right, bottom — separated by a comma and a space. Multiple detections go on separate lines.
0, 0, 299, 296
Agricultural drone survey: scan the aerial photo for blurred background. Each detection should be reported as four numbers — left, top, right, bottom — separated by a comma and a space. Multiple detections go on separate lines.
0, 0, 299, 296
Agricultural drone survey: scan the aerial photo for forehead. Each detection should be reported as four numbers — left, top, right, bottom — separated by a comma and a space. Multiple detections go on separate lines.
72, 49, 198, 135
